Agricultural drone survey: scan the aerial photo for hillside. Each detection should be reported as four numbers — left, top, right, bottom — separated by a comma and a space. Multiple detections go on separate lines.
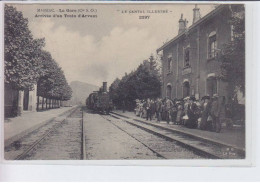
67, 81, 99, 105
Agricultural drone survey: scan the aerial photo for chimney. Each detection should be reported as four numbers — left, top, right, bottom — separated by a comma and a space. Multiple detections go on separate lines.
193, 4, 201, 24
178, 14, 187, 34
103, 82, 107, 92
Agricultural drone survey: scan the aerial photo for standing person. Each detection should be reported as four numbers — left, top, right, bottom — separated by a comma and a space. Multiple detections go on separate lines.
143, 100, 147, 119
176, 100, 183, 125
161, 98, 166, 121
139, 100, 143, 118
146, 98, 152, 121
210, 94, 220, 132
171, 102, 178, 124
186, 96, 198, 128
156, 98, 162, 123
183, 97, 189, 126
150, 99, 156, 120
165, 97, 173, 124
225, 98, 234, 129
218, 96, 226, 133
200, 95, 211, 130
135, 99, 140, 116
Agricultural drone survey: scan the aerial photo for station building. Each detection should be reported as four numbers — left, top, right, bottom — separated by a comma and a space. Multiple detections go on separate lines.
5, 83, 63, 118
157, 5, 244, 104
4, 84, 37, 117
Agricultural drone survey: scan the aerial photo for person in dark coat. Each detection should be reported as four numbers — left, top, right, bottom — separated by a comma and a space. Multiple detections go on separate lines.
142, 100, 147, 118
176, 101, 183, 125
165, 98, 173, 124
146, 98, 152, 121
186, 96, 198, 128
171, 103, 178, 124
200, 95, 211, 130
150, 99, 156, 120
211, 94, 221, 132
161, 99, 166, 121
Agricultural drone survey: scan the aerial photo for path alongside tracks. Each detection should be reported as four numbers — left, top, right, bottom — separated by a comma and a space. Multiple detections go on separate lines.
112, 111, 245, 150
110, 112, 245, 159
4, 106, 77, 146
4, 106, 82, 160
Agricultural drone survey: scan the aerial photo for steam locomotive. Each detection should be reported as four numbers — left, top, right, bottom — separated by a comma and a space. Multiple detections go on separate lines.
86, 82, 113, 114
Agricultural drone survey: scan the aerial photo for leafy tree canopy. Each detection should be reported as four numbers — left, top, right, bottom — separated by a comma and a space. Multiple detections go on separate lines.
109, 54, 161, 110
4, 5, 45, 90
5, 5, 72, 101
219, 4, 245, 96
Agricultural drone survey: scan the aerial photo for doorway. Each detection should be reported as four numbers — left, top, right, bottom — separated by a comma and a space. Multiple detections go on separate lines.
166, 85, 172, 99
183, 81, 190, 98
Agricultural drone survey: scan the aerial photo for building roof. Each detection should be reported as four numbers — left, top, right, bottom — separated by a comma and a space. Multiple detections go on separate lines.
157, 5, 228, 53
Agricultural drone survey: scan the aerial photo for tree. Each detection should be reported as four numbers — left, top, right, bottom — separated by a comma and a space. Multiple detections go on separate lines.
109, 57, 161, 110
4, 5, 72, 115
4, 5, 45, 90
219, 5, 245, 96
109, 78, 121, 107
37, 50, 72, 101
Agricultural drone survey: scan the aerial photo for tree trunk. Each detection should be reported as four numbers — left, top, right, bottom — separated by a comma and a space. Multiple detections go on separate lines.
42, 97, 44, 110
46, 98, 48, 109
37, 96, 39, 111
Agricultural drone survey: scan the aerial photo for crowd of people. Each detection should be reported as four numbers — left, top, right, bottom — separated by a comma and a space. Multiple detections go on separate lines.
134, 94, 228, 133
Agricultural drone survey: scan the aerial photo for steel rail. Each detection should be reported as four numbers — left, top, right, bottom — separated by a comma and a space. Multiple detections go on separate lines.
109, 113, 244, 159
14, 106, 80, 160
100, 115, 167, 159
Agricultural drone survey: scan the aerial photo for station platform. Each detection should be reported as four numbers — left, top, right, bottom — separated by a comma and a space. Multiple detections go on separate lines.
4, 106, 76, 145
112, 110, 245, 150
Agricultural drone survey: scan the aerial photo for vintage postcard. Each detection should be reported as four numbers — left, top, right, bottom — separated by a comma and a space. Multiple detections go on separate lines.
1, 2, 250, 165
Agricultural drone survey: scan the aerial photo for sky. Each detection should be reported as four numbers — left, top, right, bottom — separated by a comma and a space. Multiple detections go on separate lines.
12, 3, 214, 87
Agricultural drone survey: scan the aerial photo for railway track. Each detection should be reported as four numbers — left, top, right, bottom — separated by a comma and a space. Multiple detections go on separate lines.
109, 112, 245, 159
5, 106, 81, 160
99, 114, 202, 159
100, 115, 167, 159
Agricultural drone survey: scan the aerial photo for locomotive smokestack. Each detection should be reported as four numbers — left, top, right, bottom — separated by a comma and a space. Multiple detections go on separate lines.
103, 82, 107, 92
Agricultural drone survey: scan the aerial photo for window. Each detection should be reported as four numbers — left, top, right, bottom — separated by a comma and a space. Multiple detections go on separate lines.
167, 57, 172, 73
208, 32, 217, 59
184, 49, 190, 67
